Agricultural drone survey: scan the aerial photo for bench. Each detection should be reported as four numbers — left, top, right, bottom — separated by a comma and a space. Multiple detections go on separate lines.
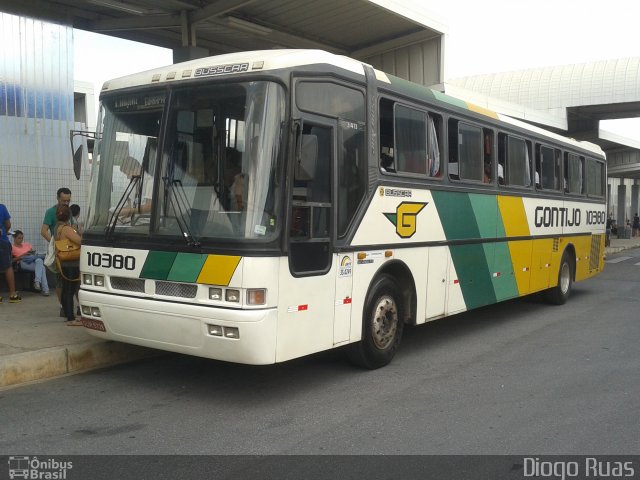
12, 262, 37, 291
0, 262, 56, 293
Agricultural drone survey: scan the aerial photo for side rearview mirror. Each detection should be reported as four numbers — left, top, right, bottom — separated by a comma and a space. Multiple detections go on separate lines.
69, 129, 98, 180
73, 145, 84, 180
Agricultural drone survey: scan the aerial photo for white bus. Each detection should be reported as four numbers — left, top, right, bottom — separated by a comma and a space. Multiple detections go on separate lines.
77, 50, 606, 368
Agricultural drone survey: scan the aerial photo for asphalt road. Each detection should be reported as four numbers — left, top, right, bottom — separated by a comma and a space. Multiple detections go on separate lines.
1, 249, 639, 457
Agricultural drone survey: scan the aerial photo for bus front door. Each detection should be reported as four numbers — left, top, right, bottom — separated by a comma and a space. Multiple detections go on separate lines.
277, 120, 339, 361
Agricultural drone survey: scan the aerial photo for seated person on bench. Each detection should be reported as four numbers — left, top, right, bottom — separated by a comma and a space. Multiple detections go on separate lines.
12, 229, 49, 295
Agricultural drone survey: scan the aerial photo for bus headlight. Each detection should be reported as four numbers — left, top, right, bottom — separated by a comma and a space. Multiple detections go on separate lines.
224, 327, 240, 339
225, 289, 240, 302
83, 274, 93, 285
209, 288, 222, 300
208, 324, 223, 336
94, 275, 105, 287
247, 288, 266, 305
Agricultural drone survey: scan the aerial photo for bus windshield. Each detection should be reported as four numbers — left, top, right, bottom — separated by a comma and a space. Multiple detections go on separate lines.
86, 81, 285, 242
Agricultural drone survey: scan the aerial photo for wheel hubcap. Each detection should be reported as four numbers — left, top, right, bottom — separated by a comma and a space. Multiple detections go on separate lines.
372, 295, 398, 350
559, 262, 571, 294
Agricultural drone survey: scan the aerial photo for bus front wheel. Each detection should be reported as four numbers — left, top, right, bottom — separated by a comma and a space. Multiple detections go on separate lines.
348, 274, 404, 369
545, 251, 574, 305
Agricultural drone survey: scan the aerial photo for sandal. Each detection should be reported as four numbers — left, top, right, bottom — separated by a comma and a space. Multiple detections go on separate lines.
66, 319, 84, 326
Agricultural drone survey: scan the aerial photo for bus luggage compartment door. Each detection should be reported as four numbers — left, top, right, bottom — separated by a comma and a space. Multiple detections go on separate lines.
334, 253, 353, 344
426, 246, 448, 319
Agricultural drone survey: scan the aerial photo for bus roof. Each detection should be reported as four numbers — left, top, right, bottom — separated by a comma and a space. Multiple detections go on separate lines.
374, 70, 606, 158
101, 49, 366, 92
101, 49, 604, 158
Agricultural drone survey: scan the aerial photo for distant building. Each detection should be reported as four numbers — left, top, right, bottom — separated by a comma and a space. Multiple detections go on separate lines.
0, 12, 93, 251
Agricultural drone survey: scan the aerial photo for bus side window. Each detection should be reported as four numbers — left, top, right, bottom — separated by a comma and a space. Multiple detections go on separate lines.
378, 98, 395, 173
538, 144, 561, 191
506, 136, 532, 187
448, 119, 459, 180
535, 145, 542, 190
483, 129, 494, 183
394, 104, 426, 175
428, 114, 442, 177
450, 119, 482, 182
565, 152, 584, 194
554, 149, 562, 190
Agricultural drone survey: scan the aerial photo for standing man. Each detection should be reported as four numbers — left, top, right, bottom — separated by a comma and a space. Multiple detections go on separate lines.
0, 202, 21, 303
41, 188, 72, 315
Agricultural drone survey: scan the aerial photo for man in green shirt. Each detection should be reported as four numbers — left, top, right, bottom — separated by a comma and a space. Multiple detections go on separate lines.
40, 187, 72, 316
40, 187, 72, 242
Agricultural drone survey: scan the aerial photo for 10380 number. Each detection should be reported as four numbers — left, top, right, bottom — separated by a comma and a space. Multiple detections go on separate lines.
86, 252, 136, 270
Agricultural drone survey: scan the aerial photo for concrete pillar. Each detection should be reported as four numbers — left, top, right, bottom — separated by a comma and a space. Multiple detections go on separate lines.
173, 46, 209, 63
617, 183, 626, 235
173, 10, 209, 63
632, 183, 640, 218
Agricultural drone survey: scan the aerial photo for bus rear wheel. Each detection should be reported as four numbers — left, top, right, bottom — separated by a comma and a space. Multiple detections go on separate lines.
348, 274, 404, 369
545, 251, 573, 305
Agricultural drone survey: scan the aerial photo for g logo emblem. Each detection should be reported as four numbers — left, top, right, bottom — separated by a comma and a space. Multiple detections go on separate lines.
384, 202, 427, 238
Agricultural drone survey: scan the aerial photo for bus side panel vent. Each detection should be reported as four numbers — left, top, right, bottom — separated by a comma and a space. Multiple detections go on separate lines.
111, 277, 146, 293
155, 281, 198, 298
589, 234, 602, 271
553, 238, 559, 252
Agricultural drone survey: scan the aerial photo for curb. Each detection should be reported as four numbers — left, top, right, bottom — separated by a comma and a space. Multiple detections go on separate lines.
0, 341, 160, 389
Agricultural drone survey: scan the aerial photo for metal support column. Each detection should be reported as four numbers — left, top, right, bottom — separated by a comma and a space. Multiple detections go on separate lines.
617, 182, 627, 238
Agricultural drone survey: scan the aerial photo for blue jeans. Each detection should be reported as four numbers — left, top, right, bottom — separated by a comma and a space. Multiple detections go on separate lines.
18, 255, 49, 293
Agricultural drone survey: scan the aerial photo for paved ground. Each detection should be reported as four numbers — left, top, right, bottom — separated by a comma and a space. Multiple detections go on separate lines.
0, 291, 158, 389
1, 236, 639, 389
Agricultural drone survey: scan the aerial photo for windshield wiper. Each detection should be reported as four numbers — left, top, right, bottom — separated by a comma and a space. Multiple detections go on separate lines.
162, 177, 200, 247
106, 174, 140, 239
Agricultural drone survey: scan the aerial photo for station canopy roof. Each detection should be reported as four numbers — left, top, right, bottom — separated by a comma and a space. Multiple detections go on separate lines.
0, 0, 445, 59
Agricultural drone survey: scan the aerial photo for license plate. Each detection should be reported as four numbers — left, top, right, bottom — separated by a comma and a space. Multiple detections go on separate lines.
81, 318, 106, 332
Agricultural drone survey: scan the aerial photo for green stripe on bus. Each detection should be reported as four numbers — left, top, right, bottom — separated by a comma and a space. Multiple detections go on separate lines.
167, 253, 208, 283
469, 193, 498, 238
493, 242, 519, 301
432, 90, 469, 110
449, 244, 497, 309
431, 191, 480, 240
468, 194, 519, 301
386, 75, 438, 104
140, 251, 178, 280
492, 205, 519, 300
432, 191, 496, 309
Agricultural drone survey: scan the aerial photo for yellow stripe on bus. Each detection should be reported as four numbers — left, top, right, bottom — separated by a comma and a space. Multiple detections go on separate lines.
497, 196, 531, 295
466, 103, 499, 119
497, 196, 530, 237
197, 255, 241, 286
